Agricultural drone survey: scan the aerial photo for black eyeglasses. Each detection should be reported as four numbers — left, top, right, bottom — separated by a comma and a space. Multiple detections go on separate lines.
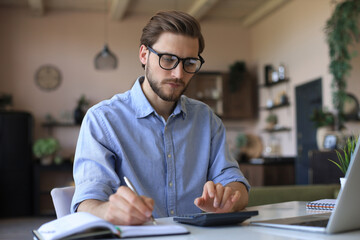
147, 46, 204, 74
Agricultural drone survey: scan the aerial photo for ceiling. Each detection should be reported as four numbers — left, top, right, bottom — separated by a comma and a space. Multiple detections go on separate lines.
0, 0, 291, 27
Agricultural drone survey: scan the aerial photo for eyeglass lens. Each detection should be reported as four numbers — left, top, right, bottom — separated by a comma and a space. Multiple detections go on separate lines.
160, 55, 202, 73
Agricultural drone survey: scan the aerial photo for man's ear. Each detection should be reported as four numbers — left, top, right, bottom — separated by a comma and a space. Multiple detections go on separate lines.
139, 45, 148, 66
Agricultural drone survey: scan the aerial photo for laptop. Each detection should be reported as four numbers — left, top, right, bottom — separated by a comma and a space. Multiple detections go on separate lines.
251, 137, 360, 234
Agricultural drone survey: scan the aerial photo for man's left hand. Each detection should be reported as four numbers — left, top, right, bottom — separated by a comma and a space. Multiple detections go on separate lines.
194, 181, 241, 213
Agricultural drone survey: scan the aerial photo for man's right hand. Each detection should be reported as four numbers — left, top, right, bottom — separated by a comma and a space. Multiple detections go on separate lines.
77, 186, 154, 225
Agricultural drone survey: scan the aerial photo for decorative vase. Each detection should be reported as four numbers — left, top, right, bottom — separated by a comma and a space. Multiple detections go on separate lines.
316, 126, 332, 150
74, 106, 84, 125
340, 177, 346, 189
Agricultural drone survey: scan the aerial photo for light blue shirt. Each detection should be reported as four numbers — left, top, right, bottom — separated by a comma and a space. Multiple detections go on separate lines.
71, 76, 250, 217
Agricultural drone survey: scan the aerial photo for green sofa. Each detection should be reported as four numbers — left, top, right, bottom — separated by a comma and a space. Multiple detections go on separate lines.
248, 184, 340, 207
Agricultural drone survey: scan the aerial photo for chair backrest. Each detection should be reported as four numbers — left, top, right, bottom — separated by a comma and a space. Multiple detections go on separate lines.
50, 186, 75, 218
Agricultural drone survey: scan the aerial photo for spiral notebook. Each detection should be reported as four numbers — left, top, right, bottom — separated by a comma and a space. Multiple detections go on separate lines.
306, 199, 336, 211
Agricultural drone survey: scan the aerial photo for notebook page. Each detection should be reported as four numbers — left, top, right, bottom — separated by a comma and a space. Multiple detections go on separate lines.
37, 212, 118, 240
118, 223, 189, 238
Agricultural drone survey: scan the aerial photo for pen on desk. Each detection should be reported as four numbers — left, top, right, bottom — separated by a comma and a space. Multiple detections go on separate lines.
123, 176, 157, 225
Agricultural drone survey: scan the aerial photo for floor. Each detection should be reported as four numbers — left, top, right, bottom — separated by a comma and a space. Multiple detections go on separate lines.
0, 217, 54, 240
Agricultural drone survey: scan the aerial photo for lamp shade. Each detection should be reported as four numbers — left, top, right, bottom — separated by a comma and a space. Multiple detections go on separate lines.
94, 44, 117, 70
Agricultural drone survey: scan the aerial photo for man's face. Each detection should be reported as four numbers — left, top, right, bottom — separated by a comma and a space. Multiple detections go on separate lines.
140, 32, 199, 102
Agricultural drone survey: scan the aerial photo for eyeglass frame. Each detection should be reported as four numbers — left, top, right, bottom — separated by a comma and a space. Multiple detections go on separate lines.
146, 46, 205, 74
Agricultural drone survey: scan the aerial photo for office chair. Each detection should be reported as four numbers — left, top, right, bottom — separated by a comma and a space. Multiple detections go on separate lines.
50, 186, 75, 218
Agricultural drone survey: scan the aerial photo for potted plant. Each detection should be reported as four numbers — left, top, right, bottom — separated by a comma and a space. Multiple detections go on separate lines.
266, 113, 278, 130
329, 135, 358, 189
309, 108, 335, 128
325, 0, 360, 130
74, 94, 89, 124
310, 108, 336, 149
235, 133, 248, 162
33, 138, 60, 165
0, 93, 12, 110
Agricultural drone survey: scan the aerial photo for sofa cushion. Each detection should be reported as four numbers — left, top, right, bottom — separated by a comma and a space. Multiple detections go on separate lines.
248, 184, 340, 207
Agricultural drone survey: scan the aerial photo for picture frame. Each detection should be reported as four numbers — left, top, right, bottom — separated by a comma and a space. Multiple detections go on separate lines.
323, 134, 337, 149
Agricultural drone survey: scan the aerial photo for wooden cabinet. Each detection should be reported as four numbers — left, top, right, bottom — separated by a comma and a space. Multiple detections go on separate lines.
239, 161, 295, 186
309, 150, 343, 184
185, 71, 257, 119
33, 163, 73, 216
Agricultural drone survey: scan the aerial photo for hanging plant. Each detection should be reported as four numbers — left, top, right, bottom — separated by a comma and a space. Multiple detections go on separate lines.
325, 0, 360, 129
228, 61, 246, 92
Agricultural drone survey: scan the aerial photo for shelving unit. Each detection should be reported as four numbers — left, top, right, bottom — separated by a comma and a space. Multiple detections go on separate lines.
185, 71, 257, 119
260, 78, 291, 133
185, 71, 224, 116
42, 122, 80, 135
34, 122, 79, 216
33, 163, 73, 216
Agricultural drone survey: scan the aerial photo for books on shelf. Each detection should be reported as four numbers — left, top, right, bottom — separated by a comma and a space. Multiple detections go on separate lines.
33, 212, 189, 240
306, 199, 336, 211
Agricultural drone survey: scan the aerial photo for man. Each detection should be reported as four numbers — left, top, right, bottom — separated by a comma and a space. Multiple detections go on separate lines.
71, 10, 250, 225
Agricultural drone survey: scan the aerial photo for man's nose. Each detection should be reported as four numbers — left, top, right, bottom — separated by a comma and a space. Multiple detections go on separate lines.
171, 61, 185, 79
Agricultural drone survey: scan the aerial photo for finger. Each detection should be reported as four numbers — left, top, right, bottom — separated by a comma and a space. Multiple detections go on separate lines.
231, 190, 241, 203
141, 196, 155, 216
213, 183, 224, 208
117, 187, 153, 219
194, 197, 204, 208
220, 191, 241, 212
108, 193, 147, 225
219, 186, 233, 209
203, 181, 216, 199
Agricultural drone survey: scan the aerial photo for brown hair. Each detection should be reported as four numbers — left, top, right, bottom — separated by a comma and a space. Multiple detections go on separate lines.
140, 10, 205, 57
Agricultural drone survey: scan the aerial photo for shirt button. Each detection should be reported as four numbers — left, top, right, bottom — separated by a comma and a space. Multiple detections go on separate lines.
169, 182, 173, 187
168, 154, 171, 158
170, 210, 174, 215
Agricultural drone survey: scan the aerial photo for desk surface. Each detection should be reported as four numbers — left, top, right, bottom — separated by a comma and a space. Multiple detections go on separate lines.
1, 201, 359, 240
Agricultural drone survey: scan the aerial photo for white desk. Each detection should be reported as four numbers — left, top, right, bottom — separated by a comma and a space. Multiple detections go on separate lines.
131, 201, 360, 240
2, 202, 359, 240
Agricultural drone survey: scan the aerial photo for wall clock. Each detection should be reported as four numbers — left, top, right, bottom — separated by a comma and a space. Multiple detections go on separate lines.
35, 65, 62, 91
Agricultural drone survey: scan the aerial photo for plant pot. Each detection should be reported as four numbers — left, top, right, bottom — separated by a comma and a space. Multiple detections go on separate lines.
41, 155, 53, 165
316, 126, 332, 150
340, 177, 346, 189
74, 107, 85, 125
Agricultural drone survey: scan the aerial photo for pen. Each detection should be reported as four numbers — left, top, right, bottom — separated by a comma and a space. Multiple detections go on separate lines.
123, 176, 157, 225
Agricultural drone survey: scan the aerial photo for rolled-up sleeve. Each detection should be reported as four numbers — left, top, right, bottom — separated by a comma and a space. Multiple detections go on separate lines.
71, 108, 120, 213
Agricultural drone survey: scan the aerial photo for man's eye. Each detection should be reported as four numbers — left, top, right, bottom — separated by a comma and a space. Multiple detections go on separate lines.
185, 59, 197, 66
162, 55, 177, 63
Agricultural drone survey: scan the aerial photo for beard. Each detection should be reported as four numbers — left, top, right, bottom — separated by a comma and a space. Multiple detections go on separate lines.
145, 64, 189, 102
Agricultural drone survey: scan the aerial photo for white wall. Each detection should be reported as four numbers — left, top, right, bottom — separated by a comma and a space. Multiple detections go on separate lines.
249, 0, 360, 156
1, 0, 359, 159
0, 8, 251, 158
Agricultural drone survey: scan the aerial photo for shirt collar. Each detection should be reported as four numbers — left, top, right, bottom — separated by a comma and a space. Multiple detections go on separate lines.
131, 76, 187, 119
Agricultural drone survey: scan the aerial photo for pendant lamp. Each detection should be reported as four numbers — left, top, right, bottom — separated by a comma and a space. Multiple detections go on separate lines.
94, 0, 117, 70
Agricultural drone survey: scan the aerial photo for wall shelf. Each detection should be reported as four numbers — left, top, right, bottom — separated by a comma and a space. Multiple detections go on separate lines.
259, 78, 289, 88
261, 102, 290, 111
262, 127, 291, 133
42, 122, 80, 127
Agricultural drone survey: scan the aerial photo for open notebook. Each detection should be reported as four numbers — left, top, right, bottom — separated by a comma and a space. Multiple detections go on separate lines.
33, 212, 189, 240
251, 137, 360, 234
